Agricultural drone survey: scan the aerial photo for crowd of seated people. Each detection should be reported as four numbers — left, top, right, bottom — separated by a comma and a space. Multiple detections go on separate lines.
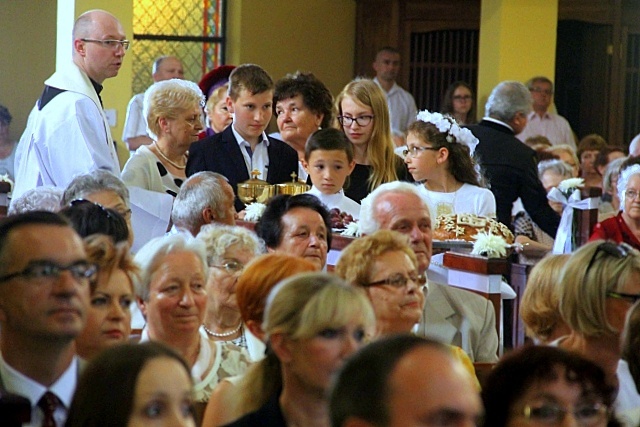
7, 12, 640, 425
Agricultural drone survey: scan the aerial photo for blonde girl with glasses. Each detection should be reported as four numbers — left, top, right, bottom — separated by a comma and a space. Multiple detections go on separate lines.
404, 110, 495, 221
335, 78, 411, 203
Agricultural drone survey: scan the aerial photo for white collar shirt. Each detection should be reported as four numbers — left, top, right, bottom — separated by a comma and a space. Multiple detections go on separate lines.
0, 353, 78, 427
231, 124, 270, 181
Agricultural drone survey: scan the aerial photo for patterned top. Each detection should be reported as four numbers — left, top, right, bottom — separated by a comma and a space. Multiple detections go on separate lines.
194, 334, 252, 402
122, 145, 184, 197
513, 211, 555, 265
139, 328, 252, 403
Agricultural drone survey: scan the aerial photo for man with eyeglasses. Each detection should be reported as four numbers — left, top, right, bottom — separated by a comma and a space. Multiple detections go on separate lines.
468, 81, 561, 238
13, 9, 126, 204
0, 211, 92, 426
359, 181, 499, 362
123, 56, 185, 151
516, 76, 577, 150
372, 47, 417, 146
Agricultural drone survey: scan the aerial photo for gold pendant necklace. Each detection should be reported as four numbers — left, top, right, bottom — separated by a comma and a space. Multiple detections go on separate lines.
153, 141, 186, 170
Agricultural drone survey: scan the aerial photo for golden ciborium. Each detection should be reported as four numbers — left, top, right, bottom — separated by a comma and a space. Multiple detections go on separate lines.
237, 170, 274, 205
275, 172, 310, 196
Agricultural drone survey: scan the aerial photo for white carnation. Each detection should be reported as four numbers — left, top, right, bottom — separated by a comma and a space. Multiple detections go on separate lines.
471, 232, 508, 258
340, 221, 360, 237
557, 178, 584, 194
243, 202, 266, 222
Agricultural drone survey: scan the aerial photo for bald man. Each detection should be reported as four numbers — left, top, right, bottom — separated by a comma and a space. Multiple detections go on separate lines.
331, 335, 482, 427
13, 10, 125, 202
123, 55, 185, 150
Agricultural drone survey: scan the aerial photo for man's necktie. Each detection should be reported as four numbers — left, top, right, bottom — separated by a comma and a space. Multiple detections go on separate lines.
37, 391, 61, 427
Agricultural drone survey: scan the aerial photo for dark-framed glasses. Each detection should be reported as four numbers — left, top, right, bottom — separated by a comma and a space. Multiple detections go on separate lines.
453, 95, 472, 101
530, 87, 553, 95
402, 146, 439, 158
364, 272, 426, 288
0, 260, 98, 284
520, 402, 607, 426
606, 291, 640, 304
81, 38, 130, 51
70, 199, 130, 220
337, 115, 374, 127
211, 260, 245, 275
585, 241, 633, 274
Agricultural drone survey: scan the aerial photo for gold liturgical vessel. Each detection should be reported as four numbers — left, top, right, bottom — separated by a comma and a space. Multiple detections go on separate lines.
237, 170, 274, 205
275, 172, 310, 196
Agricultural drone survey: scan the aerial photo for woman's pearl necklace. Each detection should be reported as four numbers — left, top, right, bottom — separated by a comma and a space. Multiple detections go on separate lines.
153, 141, 187, 169
202, 323, 242, 338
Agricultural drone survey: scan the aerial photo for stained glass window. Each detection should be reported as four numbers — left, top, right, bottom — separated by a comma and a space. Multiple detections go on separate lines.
131, 0, 226, 94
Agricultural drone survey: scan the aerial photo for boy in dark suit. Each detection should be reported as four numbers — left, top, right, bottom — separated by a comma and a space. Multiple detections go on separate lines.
187, 64, 298, 211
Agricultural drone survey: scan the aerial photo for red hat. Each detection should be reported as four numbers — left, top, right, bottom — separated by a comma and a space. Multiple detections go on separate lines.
199, 65, 236, 100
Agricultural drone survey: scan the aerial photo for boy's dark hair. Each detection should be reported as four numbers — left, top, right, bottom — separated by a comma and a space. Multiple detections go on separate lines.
304, 128, 354, 163
228, 64, 274, 100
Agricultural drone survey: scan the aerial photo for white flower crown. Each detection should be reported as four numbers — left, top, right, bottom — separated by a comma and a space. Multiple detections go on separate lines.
415, 110, 479, 156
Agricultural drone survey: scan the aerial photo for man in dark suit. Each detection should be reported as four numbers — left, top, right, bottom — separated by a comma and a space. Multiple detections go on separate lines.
468, 81, 560, 237
0, 211, 92, 426
187, 64, 298, 211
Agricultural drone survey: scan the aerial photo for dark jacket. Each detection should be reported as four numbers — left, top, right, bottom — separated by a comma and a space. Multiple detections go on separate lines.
186, 125, 299, 211
468, 119, 560, 237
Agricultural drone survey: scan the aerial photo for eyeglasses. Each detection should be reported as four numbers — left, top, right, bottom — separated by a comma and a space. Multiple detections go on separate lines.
364, 272, 426, 288
70, 199, 130, 220
453, 95, 472, 101
625, 190, 640, 201
530, 87, 553, 95
338, 115, 374, 127
402, 146, 439, 158
183, 115, 204, 128
0, 260, 97, 284
81, 38, 130, 51
211, 260, 245, 275
606, 291, 640, 304
519, 402, 607, 426
585, 241, 632, 274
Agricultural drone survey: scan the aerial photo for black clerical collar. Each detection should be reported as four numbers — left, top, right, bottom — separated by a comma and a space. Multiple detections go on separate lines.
89, 78, 104, 107
89, 78, 103, 95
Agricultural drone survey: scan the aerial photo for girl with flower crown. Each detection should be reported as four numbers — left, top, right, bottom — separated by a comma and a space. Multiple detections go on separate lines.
404, 110, 495, 221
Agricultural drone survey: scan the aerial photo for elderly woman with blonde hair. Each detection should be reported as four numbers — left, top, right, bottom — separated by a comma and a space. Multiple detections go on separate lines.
134, 233, 251, 411
122, 79, 204, 197
519, 254, 570, 344
335, 229, 425, 336
558, 240, 640, 386
195, 224, 264, 356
